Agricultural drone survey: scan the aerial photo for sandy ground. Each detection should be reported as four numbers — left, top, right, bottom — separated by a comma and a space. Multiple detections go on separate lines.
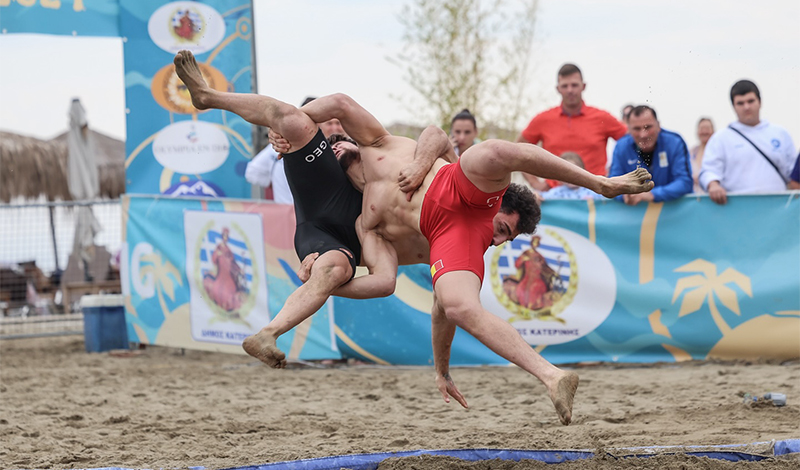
0, 336, 798, 470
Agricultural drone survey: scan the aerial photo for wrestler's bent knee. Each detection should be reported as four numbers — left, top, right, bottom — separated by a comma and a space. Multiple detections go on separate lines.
276, 112, 316, 146
311, 251, 353, 287
439, 298, 477, 325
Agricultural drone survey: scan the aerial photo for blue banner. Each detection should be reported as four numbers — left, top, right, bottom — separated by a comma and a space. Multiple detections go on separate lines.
121, 0, 254, 199
335, 194, 800, 365
121, 193, 800, 364
0, 0, 121, 37
122, 195, 339, 360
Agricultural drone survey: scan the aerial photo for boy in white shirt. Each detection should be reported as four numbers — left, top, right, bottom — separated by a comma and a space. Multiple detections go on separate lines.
699, 80, 796, 204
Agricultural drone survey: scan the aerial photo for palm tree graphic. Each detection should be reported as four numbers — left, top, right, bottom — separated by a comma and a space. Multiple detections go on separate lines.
140, 251, 183, 316
671, 259, 752, 335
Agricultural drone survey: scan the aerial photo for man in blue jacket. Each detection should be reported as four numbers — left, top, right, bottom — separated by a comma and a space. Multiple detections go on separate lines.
609, 105, 692, 204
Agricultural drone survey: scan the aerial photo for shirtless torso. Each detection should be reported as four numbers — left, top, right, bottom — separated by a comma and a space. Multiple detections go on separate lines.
357, 135, 449, 265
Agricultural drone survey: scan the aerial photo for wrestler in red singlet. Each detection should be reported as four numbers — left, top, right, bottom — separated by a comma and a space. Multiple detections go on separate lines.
420, 160, 508, 285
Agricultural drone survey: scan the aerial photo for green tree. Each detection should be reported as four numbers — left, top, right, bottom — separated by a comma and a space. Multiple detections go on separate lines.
392, 0, 539, 138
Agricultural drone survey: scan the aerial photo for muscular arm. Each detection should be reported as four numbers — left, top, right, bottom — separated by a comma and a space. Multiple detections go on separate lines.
432, 299, 468, 408
398, 125, 458, 197
432, 301, 456, 376
299, 93, 389, 147
331, 219, 398, 299
417, 125, 458, 164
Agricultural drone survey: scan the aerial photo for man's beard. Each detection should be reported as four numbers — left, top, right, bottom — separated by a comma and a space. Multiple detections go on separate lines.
338, 148, 360, 172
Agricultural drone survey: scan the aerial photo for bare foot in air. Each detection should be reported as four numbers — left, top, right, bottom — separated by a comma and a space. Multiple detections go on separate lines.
599, 168, 655, 199
242, 330, 287, 368
173, 50, 212, 110
548, 371, 580, 425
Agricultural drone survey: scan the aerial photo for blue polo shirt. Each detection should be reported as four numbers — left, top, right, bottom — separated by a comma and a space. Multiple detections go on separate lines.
609, 129, 693, 202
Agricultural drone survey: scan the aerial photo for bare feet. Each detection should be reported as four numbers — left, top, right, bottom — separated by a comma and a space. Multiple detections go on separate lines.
599, 168, 655, 199
242, 330, 287, 368
548, 371, 579, 425
173, 50, 212, 110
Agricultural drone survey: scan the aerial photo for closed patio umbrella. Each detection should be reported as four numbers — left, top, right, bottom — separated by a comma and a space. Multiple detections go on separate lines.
67, 98, 101, 280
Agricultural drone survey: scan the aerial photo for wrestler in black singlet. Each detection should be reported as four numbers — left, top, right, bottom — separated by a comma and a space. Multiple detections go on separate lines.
281, 129, 362, 278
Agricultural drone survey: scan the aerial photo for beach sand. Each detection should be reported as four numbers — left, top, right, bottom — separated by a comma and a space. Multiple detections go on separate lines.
1, 336, 798, 469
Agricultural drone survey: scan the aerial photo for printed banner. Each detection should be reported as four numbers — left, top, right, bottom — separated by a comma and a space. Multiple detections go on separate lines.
120, 0, 255, 199
184, 210, 268, 345
122, 194, 799, 364
122, 195, 339, 360
334, 195, 800, 365
481, 227, 616, 345
0, 0, 121, 37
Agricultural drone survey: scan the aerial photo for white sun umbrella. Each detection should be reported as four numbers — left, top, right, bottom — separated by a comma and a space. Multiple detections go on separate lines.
67, 98, 101, 280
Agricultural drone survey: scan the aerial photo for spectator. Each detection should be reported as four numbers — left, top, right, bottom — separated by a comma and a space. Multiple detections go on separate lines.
540, 152, 603, 200
449, 109, 478, 157
690, 117, 714, 193
621, 104, 634, 127
245, 96, 346, 204
245, 131, 294, 204
790, 152, 800, 190
517, 63, 628, 190
700, 80, 797, 204
609, 105, 692, 205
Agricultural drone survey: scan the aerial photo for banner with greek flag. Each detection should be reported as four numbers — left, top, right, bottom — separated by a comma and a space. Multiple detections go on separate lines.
123, 195, 339, 360
335, 194, 800, 365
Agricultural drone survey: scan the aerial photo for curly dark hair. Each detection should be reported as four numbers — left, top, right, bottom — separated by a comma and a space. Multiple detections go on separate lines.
326, 133, 357, 147
500, 183, 540, 235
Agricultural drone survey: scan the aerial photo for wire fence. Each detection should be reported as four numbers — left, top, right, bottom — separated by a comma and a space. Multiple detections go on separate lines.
0, 199, 122, 339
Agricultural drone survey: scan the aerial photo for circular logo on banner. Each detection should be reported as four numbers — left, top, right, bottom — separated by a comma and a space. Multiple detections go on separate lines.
479, 225, 617, 345
153, 120, 230, 174
194, 221, 259, 323
148, 1, 225, 54
151, 62, 229, 115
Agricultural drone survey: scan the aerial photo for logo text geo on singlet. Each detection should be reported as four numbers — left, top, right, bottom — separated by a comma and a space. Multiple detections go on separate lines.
305, 140, 328, 163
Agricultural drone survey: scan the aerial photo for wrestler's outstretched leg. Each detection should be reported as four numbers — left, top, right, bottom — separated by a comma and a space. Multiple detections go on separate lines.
242, 250, 352, 368
174, 50, 316, 151
434, 271, 579, 425
460, 139, 654, 197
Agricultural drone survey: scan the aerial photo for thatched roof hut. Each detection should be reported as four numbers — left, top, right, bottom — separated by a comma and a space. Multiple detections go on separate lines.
0, 130, 125, 203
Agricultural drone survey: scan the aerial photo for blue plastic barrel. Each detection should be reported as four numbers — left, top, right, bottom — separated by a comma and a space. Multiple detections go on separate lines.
80, 294, 129, 353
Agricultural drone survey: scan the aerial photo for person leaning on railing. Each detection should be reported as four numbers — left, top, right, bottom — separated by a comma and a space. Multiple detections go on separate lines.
699, 79, 797, 204
608, 105, 692, 205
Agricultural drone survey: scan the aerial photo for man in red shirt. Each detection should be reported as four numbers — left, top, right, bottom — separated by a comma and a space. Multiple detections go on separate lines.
517, 64, 627, 189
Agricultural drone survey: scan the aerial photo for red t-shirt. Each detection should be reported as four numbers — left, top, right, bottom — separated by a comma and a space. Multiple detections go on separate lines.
521, 103, 627, 182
